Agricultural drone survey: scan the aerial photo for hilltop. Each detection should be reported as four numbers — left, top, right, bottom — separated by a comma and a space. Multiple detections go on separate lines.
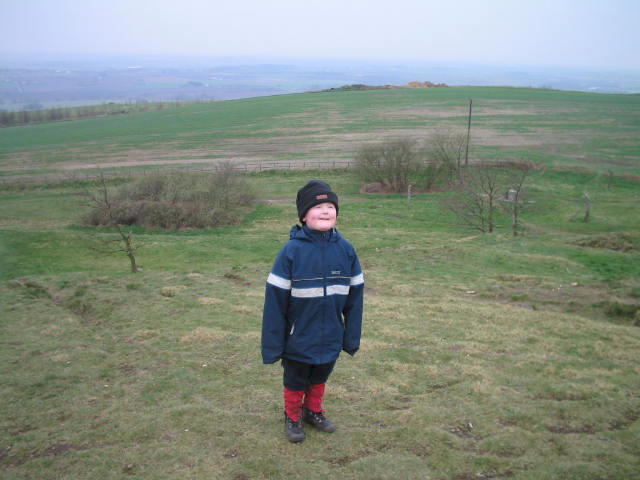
323, 80, 449, 92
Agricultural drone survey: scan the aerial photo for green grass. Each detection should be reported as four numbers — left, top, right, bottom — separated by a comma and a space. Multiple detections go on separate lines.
1, 87, 639, 478
1, 87, 639, 178
1, 164, 639, 479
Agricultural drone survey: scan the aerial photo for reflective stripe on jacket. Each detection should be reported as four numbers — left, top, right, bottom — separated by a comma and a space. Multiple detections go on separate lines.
261, 225, 364, 365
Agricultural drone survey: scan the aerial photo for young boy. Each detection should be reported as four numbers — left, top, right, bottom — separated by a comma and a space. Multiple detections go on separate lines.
261, 180, 364, 443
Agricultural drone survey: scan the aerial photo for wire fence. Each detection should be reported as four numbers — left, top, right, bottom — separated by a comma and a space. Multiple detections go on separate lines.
0, 159, 356, 186
214, 159, 354, 172
0, 157, 513, 186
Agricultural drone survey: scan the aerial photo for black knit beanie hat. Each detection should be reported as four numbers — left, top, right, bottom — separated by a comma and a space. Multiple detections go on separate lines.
296, 180, 339, 222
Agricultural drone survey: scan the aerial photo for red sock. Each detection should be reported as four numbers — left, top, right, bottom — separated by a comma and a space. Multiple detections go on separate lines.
284, 388, 305, 421
304, 383, 326, 413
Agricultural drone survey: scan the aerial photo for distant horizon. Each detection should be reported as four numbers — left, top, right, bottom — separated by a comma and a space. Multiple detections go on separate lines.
2, 52, 639, 73
2, 51, 639, 113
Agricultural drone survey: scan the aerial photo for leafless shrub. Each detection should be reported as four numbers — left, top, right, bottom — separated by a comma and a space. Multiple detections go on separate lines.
83, 165, 255, 230
442, 161, 536, 234
87, 174, 139, 273
442, 164, 504, 233
356, 137, 453, 193
499, 161, 536, 236
356, 138, 421, 193
356, 133, 475, 193
426, 130, 468, 183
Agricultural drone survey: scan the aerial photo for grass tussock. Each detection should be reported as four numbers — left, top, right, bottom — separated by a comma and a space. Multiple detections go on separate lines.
179, 326, 229, 343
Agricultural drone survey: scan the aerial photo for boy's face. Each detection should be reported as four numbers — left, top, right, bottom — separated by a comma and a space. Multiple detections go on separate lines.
303, 202, 337, 231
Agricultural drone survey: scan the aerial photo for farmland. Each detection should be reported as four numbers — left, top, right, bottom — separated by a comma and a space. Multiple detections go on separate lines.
1, 87, 639, 180
1, 87, 639, 479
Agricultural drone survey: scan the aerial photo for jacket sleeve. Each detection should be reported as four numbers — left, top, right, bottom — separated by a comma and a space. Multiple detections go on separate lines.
261, 245, 292, 364
342, 250, 364, 356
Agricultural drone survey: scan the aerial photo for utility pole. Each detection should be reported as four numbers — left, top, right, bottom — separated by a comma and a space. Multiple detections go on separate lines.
465, 99, 472, 166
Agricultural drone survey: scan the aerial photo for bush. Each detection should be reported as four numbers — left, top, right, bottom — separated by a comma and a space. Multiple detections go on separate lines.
356, 138, 430, 193
426, 130, 468, 184
356, 136, 464, 193
83, 166, 255, 229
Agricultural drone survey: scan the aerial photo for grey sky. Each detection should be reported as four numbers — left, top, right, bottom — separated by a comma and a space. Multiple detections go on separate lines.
1, 0, 639, 69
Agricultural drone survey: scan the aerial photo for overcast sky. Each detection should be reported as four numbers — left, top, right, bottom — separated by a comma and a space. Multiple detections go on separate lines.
1, 0, 639, 69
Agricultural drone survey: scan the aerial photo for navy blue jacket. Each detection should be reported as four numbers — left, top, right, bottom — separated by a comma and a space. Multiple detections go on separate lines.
261, 225, 364, 365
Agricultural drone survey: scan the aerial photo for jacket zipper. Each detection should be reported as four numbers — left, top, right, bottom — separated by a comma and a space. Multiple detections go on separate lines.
290, 230, 329, 337
322, 232, 327, 297
322, 232, 328, 347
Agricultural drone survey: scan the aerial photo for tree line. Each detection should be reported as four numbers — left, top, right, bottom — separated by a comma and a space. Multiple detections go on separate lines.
0, 101, 208, 128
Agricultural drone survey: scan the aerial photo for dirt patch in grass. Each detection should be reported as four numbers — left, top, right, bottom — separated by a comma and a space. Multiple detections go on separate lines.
41, 443, 88, 457
608, 410, 640, 430
0, 152, 38, 170
223, 272, 251, 286
198, 296, 222, 306
448, 422, 478, 439
478, 277, 639, 326
179, 326, 228, 343
573, 232, 639, 252
548, 424, 596, 434
453, 471, 514, 479
161, 285, 188, 297
68, 157, 259, 170
2, 443, 89, 469
7, 278, 52, 299
223, 449, 238, 459
117, 363, 138, 377
380, 104, 559, 120
8, 278, 114, 324
3, 121, 578, 175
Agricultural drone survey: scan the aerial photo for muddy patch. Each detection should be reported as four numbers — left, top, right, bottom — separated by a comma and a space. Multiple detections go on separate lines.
573, 232, 639, 252
548, 424, 595, 434
476, 276, 640, 325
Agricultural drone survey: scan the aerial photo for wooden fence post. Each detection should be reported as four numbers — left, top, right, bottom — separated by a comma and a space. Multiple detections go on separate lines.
583, 192, 591, 222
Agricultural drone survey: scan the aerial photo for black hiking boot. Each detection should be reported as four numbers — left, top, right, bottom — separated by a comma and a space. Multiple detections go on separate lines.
302, 407, 336, 433
285, 413, 305, 443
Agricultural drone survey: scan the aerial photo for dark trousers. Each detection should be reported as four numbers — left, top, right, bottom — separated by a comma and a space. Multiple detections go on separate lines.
282, 358, 336, 391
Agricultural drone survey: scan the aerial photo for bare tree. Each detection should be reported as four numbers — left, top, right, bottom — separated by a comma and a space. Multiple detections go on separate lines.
500, 161, 535, 236
88, 174, 139, 273
426, 130, 467, 183
443, 164, 504, 233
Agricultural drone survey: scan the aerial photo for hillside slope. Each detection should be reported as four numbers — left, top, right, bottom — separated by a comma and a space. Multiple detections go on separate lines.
1, 87, 639, 179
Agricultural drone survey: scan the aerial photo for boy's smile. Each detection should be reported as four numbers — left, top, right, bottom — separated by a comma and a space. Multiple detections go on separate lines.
303, 202, 337, 231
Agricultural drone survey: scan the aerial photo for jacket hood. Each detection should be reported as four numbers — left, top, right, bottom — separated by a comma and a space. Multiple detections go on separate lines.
289, 224, 340, 242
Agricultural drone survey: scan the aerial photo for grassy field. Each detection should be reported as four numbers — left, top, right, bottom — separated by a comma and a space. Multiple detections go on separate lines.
1, 87, 639, 179
1, 164, 639, 479
1, 88, 639, 479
